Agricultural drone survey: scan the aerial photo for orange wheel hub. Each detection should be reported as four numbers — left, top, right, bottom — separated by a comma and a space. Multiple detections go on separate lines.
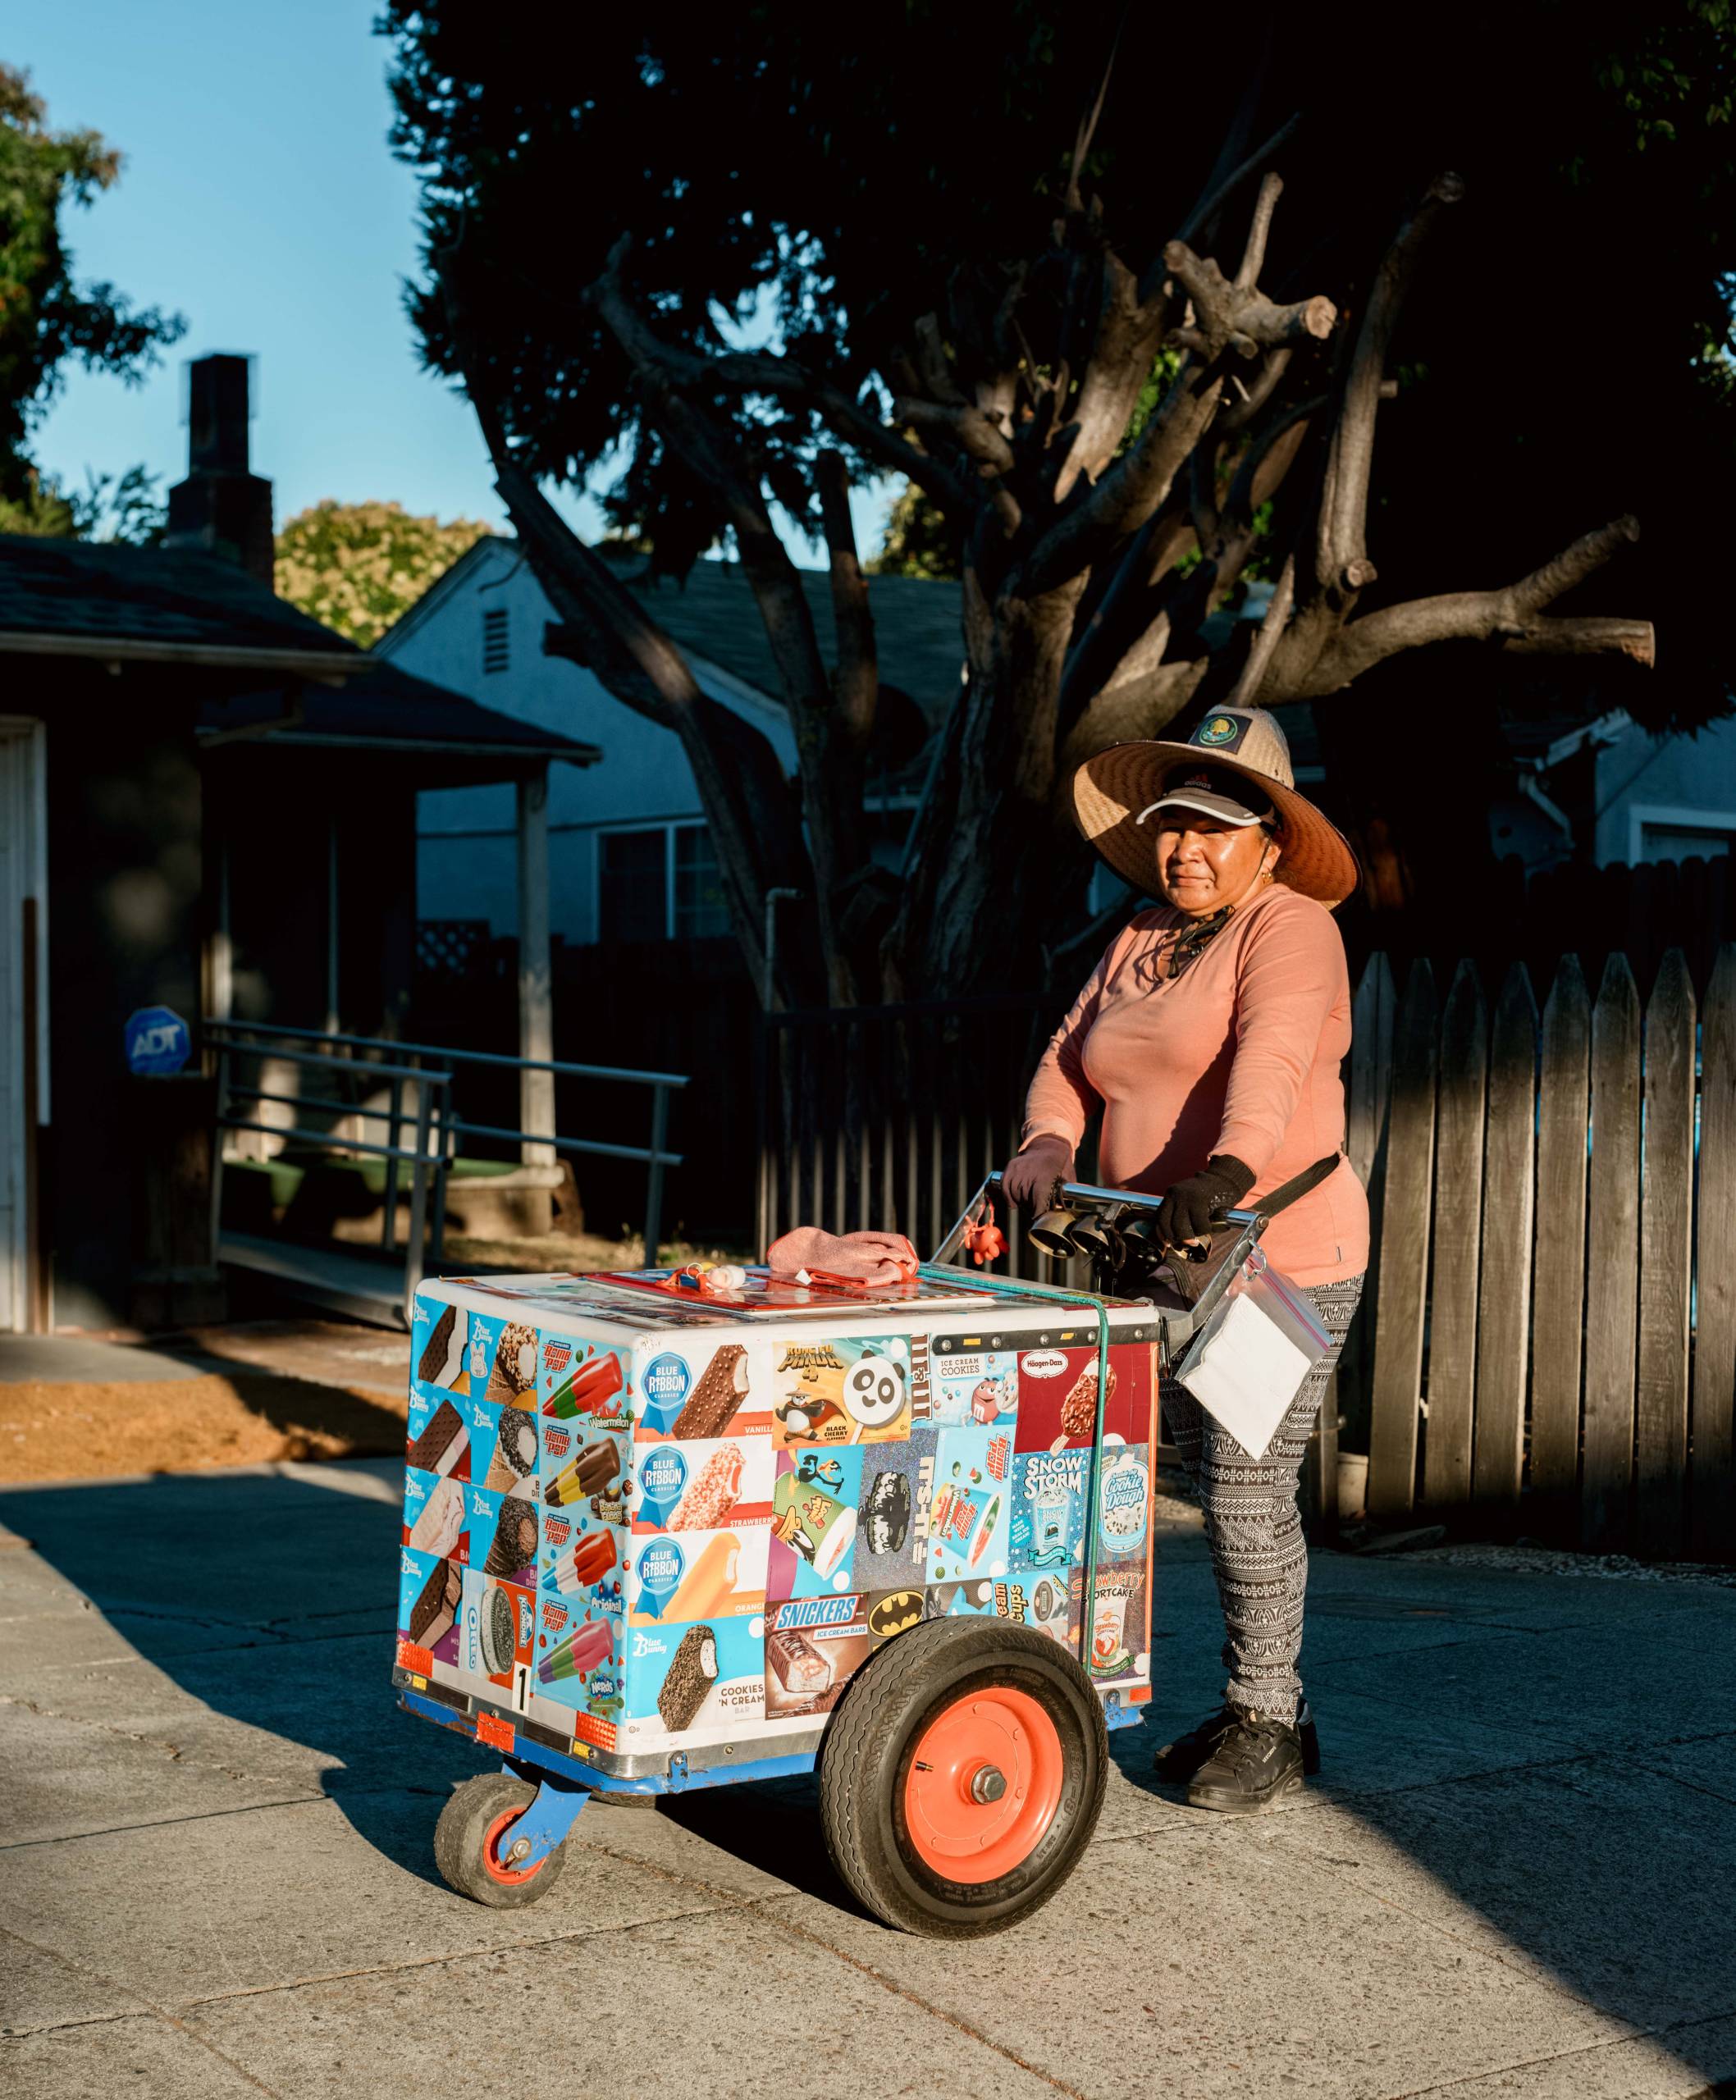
902, 1686, 1064, 1884
482, 1806, 549, 1887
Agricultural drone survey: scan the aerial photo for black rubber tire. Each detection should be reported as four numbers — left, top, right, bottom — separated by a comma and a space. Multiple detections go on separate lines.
433, 1773, 568, 1908
818, 1618, 1108, 1938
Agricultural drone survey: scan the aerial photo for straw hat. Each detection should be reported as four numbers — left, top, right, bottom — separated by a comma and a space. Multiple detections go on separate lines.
1072, 706, 1361, 908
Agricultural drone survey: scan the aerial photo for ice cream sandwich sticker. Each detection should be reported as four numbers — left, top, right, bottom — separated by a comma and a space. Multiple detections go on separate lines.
403, 1468, 468, 1564
413, 1295, 466, 1394
406, 1391, 470, 1483
399, 1546, 462, 1666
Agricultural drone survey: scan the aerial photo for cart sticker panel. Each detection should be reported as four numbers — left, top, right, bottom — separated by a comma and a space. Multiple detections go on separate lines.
628, 1524, 769, 1623
398, 1545, 463, 1669
928, 1566, 1085, 1650
850, 1427, 937, 1592
406, 1386, 471, 1483
763, 1589, 915, 1720
465, 1480, 538, 1586
542, 1420, 628, 1516
1013, 1340, 1150, 1452
538, 1502, 626, 1611
1085, 1559, 1149, 1682
925, 1425, 1013, 1583
1008, 1446, 1090, 1569
541, 1333, 634, 1433
528, 1587, 625, 1722
923, 1341, 1018, 1428
770, 1334, 912, 1449
409, 1293, 468, 1404
624, 1615, 769, 1742
459, 1570, 537, 1712
633, 1435, 773, 1534
634, 1337, 772, 1442
768, 1446, 866, 1600
403, 1466, 468, 1564
1094, 1443, 1152, 1563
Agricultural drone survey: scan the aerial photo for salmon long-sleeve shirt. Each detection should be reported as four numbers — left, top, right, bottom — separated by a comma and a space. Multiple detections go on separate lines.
1021, 887, 1368, 1285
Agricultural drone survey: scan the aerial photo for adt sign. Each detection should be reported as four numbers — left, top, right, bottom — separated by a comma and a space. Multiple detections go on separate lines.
125, 1006, 191, 1076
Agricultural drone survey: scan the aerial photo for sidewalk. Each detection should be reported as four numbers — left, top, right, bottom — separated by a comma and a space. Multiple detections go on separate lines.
1, 1456, 1733, 2099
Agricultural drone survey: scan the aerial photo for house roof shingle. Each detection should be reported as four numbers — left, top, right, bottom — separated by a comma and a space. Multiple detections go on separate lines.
0, 535, 357, 660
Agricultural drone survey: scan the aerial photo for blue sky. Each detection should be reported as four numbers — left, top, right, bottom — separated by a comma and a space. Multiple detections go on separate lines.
21, 0, 890, 566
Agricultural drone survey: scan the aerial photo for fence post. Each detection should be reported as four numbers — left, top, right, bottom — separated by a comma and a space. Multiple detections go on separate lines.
1368, 960, 1438, 1519
404, 1082, 434, 1312
1472, 962, 1537, 1518
1693, 947, 1736, 1559
1423, 961, 1487, 1511
1583, 953, 1642, 1550
1531, 956, 1591, 1532
1635, 949, 1696, 1556
381, 1075, 403, 1252
645, 1083, 669, 1268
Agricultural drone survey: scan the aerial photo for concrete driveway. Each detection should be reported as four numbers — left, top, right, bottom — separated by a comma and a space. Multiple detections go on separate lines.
2, 1459, 1733, 2100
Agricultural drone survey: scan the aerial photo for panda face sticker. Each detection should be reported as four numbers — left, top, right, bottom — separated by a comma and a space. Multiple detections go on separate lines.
843, 1355, 907, 1429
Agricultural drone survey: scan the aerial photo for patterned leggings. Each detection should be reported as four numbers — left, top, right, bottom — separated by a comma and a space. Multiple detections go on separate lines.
1162, 1272, 1365, 1725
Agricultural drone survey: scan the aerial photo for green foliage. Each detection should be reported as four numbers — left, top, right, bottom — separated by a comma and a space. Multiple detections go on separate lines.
0, 461, 165, 541
275, 500, 494, 646
866, 482, 960, 578
0, 66, 184, 506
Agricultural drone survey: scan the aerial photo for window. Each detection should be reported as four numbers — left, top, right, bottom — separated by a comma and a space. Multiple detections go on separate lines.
598, 828, 667, 943
674, 824, 729, 938
1629, 803, 1736, 865
595, 822, 730, 942
481, 605, 509, 673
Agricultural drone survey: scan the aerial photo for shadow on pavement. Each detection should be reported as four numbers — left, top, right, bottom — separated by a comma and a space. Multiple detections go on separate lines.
3, 1463, 1735, 2093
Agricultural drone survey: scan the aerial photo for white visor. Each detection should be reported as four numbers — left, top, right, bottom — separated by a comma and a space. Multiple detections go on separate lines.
1135, 788, 1265, 828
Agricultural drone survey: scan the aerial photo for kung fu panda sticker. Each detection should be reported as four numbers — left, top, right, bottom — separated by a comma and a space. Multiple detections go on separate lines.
771, 1334, 912, 1449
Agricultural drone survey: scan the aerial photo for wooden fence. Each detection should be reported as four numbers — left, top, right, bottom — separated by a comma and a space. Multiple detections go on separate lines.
1349, 945, 1736, 1561
756, 947, 1736, 1562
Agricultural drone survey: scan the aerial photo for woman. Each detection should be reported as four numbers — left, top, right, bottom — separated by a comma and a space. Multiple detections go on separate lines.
1002, 704, 1366, 1816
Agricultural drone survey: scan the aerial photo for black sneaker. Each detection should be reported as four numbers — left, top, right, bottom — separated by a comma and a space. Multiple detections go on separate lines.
1186, 1712, 1306, 1815
1154, 1698, 1320, 1783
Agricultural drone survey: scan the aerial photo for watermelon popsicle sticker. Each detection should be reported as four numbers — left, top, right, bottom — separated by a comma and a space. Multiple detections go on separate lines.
545, 1351, 624, 1422
537, 1617, 614, 1684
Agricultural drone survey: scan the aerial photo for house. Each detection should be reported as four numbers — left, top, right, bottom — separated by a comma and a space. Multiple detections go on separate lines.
374, 541, 959, 947
0, 356, 599, 1333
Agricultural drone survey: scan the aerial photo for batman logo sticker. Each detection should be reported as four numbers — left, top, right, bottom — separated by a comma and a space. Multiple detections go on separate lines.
868, 1590, 924, 1639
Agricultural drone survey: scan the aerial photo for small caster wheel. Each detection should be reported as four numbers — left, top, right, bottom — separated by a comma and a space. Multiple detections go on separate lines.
819, 1618, 1108, 1938
434, 1774, 568, 1908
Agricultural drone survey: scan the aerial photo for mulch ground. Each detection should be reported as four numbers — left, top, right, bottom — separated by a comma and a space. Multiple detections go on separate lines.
0, 1374, 409, 1483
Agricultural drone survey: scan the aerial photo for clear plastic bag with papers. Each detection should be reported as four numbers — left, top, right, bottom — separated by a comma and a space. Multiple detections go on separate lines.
1173, 1248, 1332, 1460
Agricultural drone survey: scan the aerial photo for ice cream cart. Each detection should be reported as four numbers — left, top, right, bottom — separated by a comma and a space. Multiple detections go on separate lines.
393, 1180, 1265, 1938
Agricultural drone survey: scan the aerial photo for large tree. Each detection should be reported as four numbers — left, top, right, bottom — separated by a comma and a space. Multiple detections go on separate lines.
383, 2, 1732, 1005
0, 65, 183, 534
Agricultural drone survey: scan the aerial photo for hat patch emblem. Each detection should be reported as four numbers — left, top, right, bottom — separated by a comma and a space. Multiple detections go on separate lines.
1194, 714, 1245, 750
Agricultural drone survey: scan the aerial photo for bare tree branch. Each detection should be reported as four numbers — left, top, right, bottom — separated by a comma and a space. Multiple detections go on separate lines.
1227, 554, 1295, 706
1171, 112, 1303, 259
1235, 173, 1284, 290
1317, 171, 1464, 591
1271, 515, 1653, 696
892, 397, 1017, 475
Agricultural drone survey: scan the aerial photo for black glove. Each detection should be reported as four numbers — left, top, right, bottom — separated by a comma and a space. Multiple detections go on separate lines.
1002, 1135, 1074, 1208
1154, 1155, 1255, 1250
